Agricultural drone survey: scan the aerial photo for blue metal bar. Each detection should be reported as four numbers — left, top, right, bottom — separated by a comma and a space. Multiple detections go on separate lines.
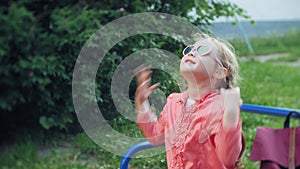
241, 104, 300, 118
119, 104, 300, 169
120, 141, 161, 169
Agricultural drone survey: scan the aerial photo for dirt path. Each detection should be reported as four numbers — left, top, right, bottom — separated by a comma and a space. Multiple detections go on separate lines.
240, 52, 300, 67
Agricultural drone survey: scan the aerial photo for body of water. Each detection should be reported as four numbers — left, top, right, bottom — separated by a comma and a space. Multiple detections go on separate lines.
207, 20, 300, 39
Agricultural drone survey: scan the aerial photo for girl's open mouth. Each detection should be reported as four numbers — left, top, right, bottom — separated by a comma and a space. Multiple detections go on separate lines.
184, 59, 195, 64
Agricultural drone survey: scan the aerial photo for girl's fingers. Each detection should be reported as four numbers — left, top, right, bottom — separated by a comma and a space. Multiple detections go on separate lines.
235, 87, 240, 95
135, 65, 160, 105
134, 64, 146, 77
136, 68, 152, 87
139, 78, 151, 89
221, 87, 241, 106
137, 83, 159, 100
144, 83, 160, 98
149, 83, 160, 92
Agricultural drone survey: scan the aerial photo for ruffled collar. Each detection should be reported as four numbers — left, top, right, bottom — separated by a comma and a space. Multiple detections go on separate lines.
178, 89, 220, 104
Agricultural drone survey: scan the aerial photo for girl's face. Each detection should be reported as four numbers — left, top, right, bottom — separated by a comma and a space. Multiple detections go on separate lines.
180, 41, 221, 84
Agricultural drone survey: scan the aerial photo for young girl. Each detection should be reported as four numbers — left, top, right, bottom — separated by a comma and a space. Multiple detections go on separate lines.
135, 33, 244, 169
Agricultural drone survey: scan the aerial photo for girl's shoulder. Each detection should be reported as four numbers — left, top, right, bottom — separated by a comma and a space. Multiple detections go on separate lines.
167, 92, 182, 98
167, 91, 188, 103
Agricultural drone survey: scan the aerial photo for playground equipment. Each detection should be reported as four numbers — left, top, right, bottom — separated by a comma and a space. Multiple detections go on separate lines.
119, 103, 300, 169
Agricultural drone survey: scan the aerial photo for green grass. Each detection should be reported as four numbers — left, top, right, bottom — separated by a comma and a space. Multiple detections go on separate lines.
239, 61, 300, 168
231, 29, 300, 57
1, 30, 300, 169
2, 63, 300, 169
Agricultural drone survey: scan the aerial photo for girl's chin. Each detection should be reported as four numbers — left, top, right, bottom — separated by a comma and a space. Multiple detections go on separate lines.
181, 69, 201, 78
180, 65, 200, 74
180, 63, 196, 71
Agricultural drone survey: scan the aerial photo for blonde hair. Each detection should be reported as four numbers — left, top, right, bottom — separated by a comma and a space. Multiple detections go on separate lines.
192, 33, 241, 89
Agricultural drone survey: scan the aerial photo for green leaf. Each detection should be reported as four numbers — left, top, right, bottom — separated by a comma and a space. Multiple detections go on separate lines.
39, 116, 55, 130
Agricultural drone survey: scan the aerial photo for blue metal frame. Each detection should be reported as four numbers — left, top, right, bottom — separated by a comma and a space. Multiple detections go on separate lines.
120, 141, 164, 168
119, 103, 300, 169
241, 104, 299, 117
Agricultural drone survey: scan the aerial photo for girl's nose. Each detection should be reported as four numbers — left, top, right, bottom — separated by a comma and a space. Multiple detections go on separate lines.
187, 48, 197, 57
188, 52, 195, 57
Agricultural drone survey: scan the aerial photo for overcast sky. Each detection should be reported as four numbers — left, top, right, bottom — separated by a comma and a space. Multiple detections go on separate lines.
219, 0, 300, 21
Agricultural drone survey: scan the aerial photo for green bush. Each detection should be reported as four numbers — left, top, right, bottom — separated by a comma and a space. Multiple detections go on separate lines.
0, 0, 248, 136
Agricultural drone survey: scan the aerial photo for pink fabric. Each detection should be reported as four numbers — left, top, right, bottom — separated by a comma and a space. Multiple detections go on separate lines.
250, 127, 300, 168
136, 90, 242, 169
260, 161, 282, 169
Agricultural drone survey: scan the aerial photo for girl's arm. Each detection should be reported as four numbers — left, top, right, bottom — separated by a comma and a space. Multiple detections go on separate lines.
215, 87, 243, 168
135, 66, 164, 145
134, 66, 159, 114
221, 87, 241, 129
136, 108, 166, 145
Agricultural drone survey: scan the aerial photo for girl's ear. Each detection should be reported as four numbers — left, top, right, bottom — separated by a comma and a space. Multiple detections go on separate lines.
214, 67, 228, 79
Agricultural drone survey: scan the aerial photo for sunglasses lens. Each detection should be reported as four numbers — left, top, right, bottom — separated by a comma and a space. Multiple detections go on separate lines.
183, 46, 194, 55
197, 46, 210, 55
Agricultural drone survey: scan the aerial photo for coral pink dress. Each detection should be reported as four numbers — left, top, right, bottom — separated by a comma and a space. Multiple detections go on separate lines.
136, 90, 242, 169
